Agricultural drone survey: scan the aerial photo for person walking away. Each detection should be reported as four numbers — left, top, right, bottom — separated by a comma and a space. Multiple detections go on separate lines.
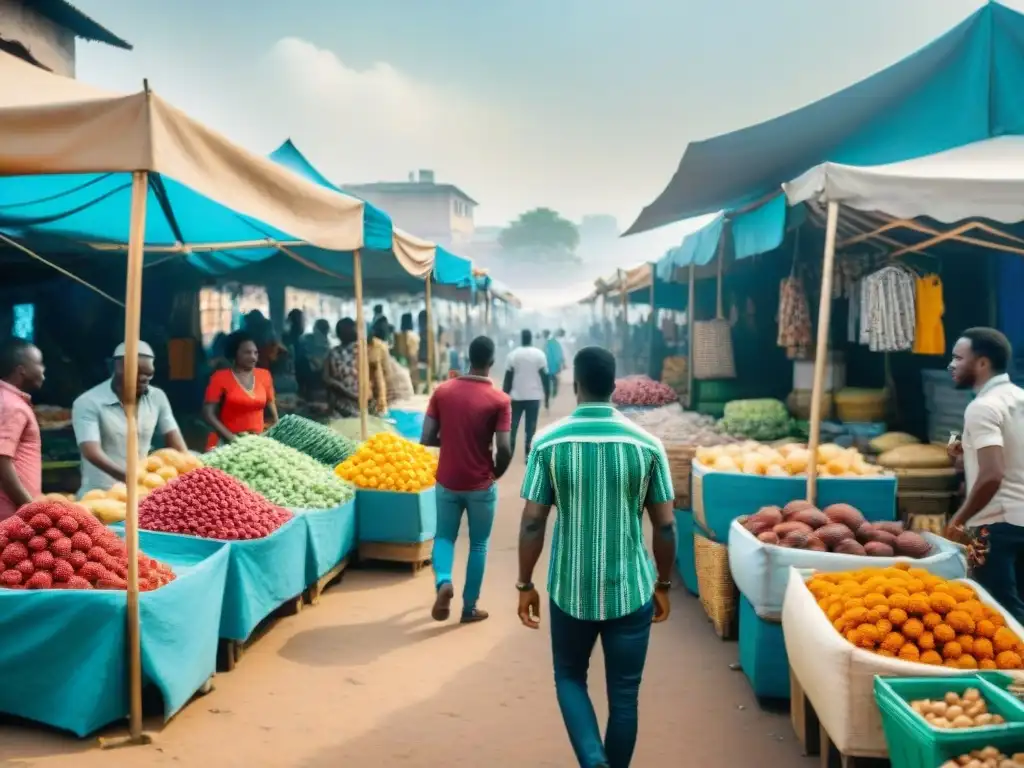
503, 329, 549, 459
422, 336, 512, 624
947, 327, 1024, 625
323, 319, 361, 418
73, 342, 189, 496
0, 339, 44, 520
299, 319, 332, 409
517, 346, 677, 768
202, 331, 278, 449
543, 329, 565, 399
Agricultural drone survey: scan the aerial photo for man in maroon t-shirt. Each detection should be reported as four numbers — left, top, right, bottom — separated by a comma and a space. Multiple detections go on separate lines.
422, 336, 513, 623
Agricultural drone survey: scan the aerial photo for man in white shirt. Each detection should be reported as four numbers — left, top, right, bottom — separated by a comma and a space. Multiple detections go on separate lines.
503, 329, 549, 460
947, 327, 1024, 624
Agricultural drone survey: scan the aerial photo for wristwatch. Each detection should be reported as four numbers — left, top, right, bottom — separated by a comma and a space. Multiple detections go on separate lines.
516, 581, 534, 592
655, 580, 672, 591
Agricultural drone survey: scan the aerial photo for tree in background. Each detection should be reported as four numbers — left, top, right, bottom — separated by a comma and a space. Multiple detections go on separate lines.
499, 207, 580, 263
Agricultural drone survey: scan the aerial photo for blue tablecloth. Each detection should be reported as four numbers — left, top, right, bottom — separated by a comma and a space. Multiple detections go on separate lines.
388, 409, 425, 440
0, 532, 229, 737
291, 500, 357, 584
357, 487, 437, 544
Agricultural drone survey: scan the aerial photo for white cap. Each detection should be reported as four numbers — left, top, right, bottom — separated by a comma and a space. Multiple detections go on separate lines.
112, 341, 155, 359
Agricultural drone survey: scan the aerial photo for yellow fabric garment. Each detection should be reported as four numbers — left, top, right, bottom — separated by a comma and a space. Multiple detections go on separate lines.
913, 274, 945, 355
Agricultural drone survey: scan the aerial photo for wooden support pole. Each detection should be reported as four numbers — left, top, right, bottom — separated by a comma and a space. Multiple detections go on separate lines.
99, 170, 152, 750
425, 276, 435, 392
687, 262, 695, 409
353, 250, 369, 442
806, 202, 840, 503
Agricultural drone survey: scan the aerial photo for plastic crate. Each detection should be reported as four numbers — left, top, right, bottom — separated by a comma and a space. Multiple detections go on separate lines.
874, 675, 1024, 768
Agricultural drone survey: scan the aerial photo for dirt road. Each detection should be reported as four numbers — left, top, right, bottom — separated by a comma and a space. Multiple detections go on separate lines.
0, 387, 813, 767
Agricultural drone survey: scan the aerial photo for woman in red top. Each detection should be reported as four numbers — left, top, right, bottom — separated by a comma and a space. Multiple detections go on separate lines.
202, 331, 278, 449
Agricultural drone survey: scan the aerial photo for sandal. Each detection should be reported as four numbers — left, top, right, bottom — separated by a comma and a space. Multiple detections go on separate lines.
460, 608, 489, 624
432, 582, 454, 621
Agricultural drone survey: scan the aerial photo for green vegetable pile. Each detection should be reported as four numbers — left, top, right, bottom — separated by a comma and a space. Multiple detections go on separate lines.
266, 414, 359, 467
204, 435, 355, 509
719, 399, 793, 441
329, 416, 398, 441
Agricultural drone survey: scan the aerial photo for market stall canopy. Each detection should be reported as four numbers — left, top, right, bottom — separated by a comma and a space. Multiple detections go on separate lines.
783, 136, 1024, 224
626, 2, 1024, 235
597, 263, 687, 312
0, 51, 378, 257
268, 139, 473, 286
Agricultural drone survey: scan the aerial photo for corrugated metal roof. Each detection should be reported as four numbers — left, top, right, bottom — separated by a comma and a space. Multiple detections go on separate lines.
34, 0, 132, 50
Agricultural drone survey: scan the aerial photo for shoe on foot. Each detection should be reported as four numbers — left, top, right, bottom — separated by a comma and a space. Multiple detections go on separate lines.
460, 607, 489, 624
432, 582, 454, 621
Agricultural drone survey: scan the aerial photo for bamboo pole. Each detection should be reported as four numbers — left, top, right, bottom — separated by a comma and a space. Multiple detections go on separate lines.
686, 262, 695, 409
716, 234, 725, 318
425, 275, 435, 392
806, 202, 840, 503
99, 170, 151, 750
353, 250, 369, 442
648, 263, 657, 378
483, 289, 492, 333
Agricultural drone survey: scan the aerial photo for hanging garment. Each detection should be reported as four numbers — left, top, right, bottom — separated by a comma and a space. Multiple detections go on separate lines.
777, 277, 813, 360
913, 274, 946, 355
862, 266, 916, 352
847, 279, 861, 344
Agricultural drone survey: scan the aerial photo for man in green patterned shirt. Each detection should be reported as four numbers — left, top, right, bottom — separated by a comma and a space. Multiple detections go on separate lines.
517, 346, 677, 768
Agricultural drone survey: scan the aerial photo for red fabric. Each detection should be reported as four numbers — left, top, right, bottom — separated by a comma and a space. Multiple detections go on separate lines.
204, 368, 274, 450
427, 378, 511, 492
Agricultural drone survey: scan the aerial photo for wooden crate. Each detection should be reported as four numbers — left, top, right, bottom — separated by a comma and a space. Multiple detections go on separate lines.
358, 539, 433, 574
304, 555, 351, 606
217, 594, 304, 672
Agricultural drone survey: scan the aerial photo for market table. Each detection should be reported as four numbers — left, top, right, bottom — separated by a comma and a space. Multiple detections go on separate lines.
0, 532, 229, 737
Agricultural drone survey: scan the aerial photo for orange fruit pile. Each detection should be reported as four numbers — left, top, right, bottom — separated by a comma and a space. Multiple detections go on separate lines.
808, 565, 1024, 670
334, 433, 437, 493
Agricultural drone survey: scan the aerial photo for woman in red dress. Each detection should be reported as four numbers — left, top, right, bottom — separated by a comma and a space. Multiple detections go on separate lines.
202, 331, 278, 449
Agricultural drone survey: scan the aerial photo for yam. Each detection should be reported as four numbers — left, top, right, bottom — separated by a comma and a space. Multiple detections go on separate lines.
864, 541, 895, 557
823, 503, 866, 531
805, 535, 827, 552
867, 529, 899, 549
780, 531, 810, 549
875, 521, 905, 537
816, 523, 855, 549
745, 519, 772, 537
752, 506, 784, 526
773, 521, 813, 538
757, 531, 779, 545
856, 523, 878, 544
833, 539, 866, 556
783, 500, 815, 518
789, 507, 828, 530
895, 531, 932, 559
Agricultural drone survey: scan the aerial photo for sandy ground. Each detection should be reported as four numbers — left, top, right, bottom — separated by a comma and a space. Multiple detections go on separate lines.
0, 386, 815, 768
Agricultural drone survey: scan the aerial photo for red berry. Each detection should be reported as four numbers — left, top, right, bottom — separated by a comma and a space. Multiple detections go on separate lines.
2, 542, 29, 567
56, 515, 80, 535
31, 550, 55, 570
43, 527, 62, 542
27, 535, 47, 552
68, 550, 88, 569
1, 569, 23, 586
70, 532, 92, 551
15, 559, 34, 576
51, 537, 73, 558
25, 571, 52, 589
52, 559, 74, 582
27, 513, 53, 532
66, 575, 91, 590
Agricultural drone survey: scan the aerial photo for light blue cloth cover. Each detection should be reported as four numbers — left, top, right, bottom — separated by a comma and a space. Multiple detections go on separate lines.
673, 509, 698, 596
738, 595, 790, 700
291, 500, 357, 584
357, 487, 437, 544
0, 532, 229, 737
388, 409, 425, 441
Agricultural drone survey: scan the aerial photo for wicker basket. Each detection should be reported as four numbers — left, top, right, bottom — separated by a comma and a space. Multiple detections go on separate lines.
692, 319, 736, 380
786, 389, 834, 421
892, 467, 958, 493
693, 532, 737, 640
833, 388, 887, 423
665, 443, 697, 510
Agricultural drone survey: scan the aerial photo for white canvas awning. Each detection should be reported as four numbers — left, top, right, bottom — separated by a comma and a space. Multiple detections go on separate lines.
0, 51, 378, 258
783, 136, 1024, 224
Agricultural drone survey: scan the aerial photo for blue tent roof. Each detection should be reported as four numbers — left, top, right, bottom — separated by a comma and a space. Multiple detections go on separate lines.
628, 2, 1024, 234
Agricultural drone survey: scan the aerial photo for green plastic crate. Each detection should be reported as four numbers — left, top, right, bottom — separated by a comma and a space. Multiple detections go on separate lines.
874, 675, 1024, 768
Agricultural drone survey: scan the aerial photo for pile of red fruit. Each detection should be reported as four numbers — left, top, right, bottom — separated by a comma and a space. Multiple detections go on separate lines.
138, 467, 292, 540
0, 500, 175, 591
612, 376, 679, 407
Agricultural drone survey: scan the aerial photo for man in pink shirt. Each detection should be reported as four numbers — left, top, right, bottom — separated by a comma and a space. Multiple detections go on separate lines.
0, 338, 45, 520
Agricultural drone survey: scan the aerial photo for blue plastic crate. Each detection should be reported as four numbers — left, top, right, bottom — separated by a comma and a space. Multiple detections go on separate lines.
674, 509, 698, 596
738, 595, 790, 700
357, 487, 437, 544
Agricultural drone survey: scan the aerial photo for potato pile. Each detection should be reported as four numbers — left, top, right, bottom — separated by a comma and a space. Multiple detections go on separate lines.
696, 442, 883, 477
742, 500, 933, 558
941, 748, 1024, 768
78, 450, 203, 524
911, 688, 1005, 730
809, 566, 1024, 669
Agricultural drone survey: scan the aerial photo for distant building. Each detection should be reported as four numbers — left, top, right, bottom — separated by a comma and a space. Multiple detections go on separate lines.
346, 170, 477, 250
0, 0, 130, 77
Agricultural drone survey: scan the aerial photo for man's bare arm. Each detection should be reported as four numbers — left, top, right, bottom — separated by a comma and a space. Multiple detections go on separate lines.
518, 500, 552, 584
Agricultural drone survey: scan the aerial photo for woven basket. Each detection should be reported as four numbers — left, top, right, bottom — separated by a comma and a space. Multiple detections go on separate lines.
786, 389, 834, 421
665, 443, 697, 509
892, 467, 958, 493
833, 388, 887, 423
692, 319, 736, 380
694, 533, 737, 640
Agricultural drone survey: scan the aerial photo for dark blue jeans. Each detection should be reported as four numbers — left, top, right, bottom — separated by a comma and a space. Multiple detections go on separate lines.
510, 399, 540, 458
550, 599, 654, 768
972, 523, 1024, 627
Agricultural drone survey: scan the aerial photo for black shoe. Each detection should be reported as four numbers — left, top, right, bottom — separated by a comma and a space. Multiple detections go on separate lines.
432, 582, 454, 621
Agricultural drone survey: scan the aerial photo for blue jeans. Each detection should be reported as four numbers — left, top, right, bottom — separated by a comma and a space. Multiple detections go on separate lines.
432, 483, 497, 613
973, 523, 1024, 626
550, 599, 654, 768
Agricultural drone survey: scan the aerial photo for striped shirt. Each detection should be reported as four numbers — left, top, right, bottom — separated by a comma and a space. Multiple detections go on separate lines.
521, 404, 674, 621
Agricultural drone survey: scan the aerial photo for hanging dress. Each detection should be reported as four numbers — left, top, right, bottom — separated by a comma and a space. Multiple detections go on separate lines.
912, 274, 946, 356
